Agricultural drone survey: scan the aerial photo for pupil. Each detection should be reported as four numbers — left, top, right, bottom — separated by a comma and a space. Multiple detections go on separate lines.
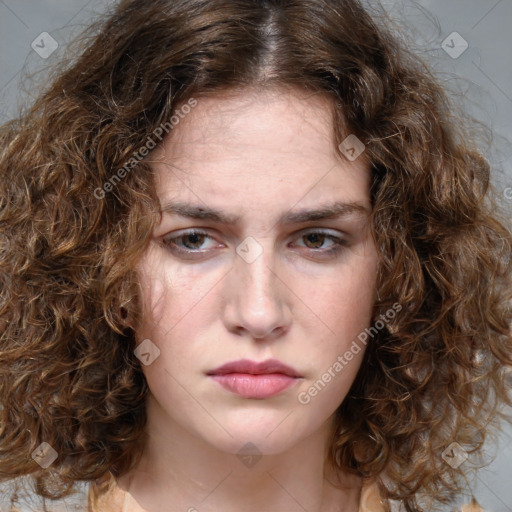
306, 234, 324, 248
186, 233, 203, 248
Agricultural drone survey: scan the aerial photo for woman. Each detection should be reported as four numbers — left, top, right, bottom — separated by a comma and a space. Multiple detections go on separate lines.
0, 0, 511, 511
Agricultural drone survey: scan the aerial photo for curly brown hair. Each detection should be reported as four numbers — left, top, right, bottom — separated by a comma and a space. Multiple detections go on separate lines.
1, 0, 511, 510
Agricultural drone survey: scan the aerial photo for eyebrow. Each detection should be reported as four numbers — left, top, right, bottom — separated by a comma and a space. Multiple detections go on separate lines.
159, 200, 370, 225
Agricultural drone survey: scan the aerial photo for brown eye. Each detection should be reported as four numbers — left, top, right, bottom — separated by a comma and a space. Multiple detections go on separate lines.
295, 230, 347, 255
179, 232, 208, 250
161, 230, 217, 256
302, 232, 327, 249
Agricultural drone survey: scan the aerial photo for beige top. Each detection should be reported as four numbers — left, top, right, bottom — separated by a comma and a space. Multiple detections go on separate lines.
87, 477, 485, 512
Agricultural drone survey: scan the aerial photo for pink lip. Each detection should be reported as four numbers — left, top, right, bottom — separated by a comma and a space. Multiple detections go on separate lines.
208, 358, 302, 378
207, 358, 302, 399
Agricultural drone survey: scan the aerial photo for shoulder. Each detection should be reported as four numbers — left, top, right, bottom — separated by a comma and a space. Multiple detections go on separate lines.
88, 475, 126, 512
359, 480, 385, 512
0, 476, 90, 512
358, 480, 488, 512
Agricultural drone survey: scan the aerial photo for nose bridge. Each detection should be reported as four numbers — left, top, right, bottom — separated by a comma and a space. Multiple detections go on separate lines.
226, 236, 288, 338
237, 236, 278, 305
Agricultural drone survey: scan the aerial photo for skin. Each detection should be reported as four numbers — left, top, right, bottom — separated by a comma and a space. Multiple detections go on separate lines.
119, 85, 380, 512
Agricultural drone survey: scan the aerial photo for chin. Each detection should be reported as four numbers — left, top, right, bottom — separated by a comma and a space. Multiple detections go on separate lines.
194, 413, 314, 456
209, 432, 301, 458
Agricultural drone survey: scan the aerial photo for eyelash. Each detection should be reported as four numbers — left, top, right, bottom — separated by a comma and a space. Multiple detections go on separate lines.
160, 229, 347, 259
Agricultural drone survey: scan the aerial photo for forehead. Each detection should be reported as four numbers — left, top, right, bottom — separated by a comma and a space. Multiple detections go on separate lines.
153, 86, 346, 165
149, 86, 371, 213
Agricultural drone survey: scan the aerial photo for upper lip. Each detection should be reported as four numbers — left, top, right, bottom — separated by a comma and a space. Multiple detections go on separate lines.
207, 358, 302, 378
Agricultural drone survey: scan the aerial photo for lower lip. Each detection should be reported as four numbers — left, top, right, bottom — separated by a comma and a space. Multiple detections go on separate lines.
209, 373, 300, 399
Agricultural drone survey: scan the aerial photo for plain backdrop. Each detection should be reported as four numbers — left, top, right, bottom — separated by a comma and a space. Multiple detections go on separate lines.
0, 1, 511, 510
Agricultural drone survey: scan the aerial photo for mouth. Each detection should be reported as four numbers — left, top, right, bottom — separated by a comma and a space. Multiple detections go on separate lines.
206, 358, 303, 399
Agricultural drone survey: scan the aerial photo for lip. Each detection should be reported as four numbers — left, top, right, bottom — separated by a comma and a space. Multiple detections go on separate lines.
207, 358, 302, 399
207, 358, 302, 378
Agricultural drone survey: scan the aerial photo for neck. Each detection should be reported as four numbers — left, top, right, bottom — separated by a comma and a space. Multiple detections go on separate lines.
113, 395, 362, 512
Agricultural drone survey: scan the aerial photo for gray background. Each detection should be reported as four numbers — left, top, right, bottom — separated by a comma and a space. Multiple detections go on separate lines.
0, 1, 511, 510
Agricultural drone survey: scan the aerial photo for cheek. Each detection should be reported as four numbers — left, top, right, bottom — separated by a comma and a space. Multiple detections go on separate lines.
300, 256, 378, 383
135, 266, 219, 379
148, 277, 167, 327
137, 252, 208, 337
296, 344, 366, 418
307, 265, 377, 338
134, 272, 169, 341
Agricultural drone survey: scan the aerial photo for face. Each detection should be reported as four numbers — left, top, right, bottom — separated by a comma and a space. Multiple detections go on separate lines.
135, 86, 380, 456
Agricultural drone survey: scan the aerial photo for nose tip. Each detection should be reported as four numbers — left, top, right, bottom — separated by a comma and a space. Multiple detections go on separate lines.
223, 243, 291, 340
234, 322, 285, 341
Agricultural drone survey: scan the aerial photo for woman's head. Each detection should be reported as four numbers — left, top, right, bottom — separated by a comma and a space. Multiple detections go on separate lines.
0, 0, 511, 510
135, 85, 379, 460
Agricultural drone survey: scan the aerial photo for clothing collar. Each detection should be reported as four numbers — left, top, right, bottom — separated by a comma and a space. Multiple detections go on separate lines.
88, 477, 386, 512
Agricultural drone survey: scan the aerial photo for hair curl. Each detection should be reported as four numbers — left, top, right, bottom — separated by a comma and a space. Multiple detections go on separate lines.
1, 0, 511, 510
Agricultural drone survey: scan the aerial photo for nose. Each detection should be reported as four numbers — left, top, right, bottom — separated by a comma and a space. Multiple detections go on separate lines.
222, 240, 292, 340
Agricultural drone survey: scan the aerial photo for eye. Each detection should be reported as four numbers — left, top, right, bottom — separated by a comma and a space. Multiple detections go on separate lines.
159, 228, 348, 260
160, 229, 220, 258
292, 230, 347, 256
